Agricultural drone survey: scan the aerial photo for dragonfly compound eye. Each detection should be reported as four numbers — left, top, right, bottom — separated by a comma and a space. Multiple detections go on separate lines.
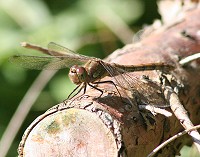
69, 65, 81, 84
76, 67, 88, 82
70, 65, 79, 73
69, 65, 88, 84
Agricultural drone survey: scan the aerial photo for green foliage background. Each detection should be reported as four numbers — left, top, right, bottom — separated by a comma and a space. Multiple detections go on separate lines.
0, 0, 198, 156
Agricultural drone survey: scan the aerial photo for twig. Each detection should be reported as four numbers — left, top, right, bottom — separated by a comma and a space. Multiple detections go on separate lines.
21, 42, 51, 55
138, 105, 172, 117
164, 87, 200, 152
179, 53, 200, 65
147, 124, 200, 157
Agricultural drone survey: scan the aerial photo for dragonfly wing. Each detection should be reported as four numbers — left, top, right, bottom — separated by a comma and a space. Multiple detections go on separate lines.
48, 42, 95, 60
11, 42, 100, 70
100, 62, 169, 108
100, 62, 135, 90
10, 55, 86, 70
100, 62, 138, 107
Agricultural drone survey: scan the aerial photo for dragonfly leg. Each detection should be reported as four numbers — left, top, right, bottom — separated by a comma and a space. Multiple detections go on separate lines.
83, 82, 87, 94
67, 84, 83, 99
88, 83, 103, 97
93, 80, 123, 99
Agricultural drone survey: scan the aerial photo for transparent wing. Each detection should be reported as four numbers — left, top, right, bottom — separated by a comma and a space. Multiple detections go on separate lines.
10, 55, 88, 70
100, 61, 141, 91
10, 42, 101, 70
48, 42, 95, 60
100, 62, 169, 108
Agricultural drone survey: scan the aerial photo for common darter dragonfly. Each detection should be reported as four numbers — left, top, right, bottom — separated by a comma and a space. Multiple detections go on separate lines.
10, 42, 173, 107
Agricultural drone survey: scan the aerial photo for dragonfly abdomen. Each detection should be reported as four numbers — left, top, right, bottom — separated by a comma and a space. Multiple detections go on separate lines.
112, 63, 174, 72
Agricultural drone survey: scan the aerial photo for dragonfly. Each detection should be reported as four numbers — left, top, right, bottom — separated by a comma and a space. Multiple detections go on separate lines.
10, 42, 174, 106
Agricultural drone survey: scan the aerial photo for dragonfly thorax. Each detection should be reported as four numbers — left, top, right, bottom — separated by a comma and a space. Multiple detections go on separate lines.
84, 60, 108, 82
69, 65, 89, 85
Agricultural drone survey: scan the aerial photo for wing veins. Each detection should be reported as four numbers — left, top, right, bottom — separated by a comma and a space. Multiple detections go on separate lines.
10, 55, 89, 70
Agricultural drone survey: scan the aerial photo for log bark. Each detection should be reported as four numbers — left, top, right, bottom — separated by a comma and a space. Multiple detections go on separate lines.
18, 2, 200, 157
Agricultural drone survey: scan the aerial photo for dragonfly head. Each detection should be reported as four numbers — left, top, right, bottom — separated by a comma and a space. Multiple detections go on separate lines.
69, 65, 88, 85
